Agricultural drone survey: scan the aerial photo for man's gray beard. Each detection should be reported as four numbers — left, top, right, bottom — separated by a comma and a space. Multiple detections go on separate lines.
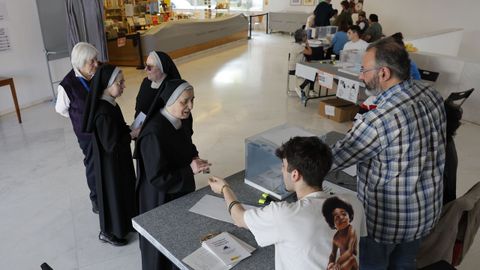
365, 88, 381, 96
364, 75, 382, 96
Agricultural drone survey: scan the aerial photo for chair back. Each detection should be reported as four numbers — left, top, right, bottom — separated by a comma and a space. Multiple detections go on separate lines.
445, 88, 474, 107
419, 69, 440, 82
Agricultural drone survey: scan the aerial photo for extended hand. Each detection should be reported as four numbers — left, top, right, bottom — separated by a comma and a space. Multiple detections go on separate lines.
208, 176, 227, 194
190, 158, 211, 174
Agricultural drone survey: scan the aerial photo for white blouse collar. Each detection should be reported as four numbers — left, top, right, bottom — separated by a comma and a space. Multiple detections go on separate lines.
100, 94, 117, 106
161, 108, 181, 129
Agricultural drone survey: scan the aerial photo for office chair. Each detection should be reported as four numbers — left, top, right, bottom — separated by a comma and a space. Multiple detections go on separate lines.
445, 88, 474, 107
443, 88, 474, 205
417, 181, 480, 268
40, 263, 53, 270
418, 68, 440, 82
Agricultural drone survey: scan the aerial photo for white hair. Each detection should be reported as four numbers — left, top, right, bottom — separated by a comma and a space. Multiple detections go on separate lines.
70, 42, 99, 70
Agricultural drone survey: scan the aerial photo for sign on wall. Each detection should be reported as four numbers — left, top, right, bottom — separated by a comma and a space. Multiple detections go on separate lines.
0, 27, 10, 51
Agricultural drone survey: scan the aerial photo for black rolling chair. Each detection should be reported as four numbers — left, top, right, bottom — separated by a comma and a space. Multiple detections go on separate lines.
443, 88, 475, 205
445, 88, 474, 107
418, 68, 440, 82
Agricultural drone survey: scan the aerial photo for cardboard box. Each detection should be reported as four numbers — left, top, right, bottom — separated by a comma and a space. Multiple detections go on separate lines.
318, 98, 359, 122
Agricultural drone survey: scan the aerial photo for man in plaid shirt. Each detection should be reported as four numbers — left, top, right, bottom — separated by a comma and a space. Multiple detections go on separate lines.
330, 37, 446, 269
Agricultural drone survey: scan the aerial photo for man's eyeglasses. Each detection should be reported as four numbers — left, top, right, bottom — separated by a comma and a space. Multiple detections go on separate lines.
144, 63, 156, 71
360, 66, 382, 75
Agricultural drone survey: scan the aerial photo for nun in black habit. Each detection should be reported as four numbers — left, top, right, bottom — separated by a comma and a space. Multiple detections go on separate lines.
135, 79, 211, 270
82, 64, 138, 246
135, 51, 181, 118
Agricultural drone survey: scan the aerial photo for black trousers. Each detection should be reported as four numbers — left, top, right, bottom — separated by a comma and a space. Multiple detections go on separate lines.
78, 137, 97, 203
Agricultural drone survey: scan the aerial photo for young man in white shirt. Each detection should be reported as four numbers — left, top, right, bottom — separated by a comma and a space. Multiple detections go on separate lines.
343, 25, 369, 52
208, 136, 366, 270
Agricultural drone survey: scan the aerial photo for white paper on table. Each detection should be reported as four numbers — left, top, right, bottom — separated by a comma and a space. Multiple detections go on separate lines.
336, 77, 360, 104
342, 165, 357, 177
295, 63, 317, 81
317, 70, 334, 89
325, 105, 335, 116
189, 195, 257, 224
182, 234, 255, 270
131, 112, 146, 129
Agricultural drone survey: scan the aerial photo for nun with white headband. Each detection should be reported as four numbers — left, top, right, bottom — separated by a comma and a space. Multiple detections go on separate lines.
134, 51, 181, 118
135, 79, 210, 270
82, 64, 138, 246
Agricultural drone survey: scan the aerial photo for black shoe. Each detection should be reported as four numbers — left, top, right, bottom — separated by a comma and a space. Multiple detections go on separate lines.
98, 232, 127, 246
91, 200, 99, 214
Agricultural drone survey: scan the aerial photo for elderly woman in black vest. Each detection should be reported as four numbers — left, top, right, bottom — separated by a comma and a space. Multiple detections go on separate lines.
55, 42, 99, 214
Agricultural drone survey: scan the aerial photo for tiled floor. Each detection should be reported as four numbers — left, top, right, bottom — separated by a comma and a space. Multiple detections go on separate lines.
0, 32, 478, 269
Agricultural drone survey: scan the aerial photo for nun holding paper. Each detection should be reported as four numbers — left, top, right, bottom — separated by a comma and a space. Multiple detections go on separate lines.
82, 64, 138, 246
135, 79, 210, 270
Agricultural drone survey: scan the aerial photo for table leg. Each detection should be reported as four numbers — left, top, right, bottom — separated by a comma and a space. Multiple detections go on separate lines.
249, 16, 252, 39
9, 79, 22, 123
266, 13, 269, 34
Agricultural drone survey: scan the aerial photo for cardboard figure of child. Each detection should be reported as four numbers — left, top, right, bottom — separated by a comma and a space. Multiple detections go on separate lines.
322, 196, 358, 270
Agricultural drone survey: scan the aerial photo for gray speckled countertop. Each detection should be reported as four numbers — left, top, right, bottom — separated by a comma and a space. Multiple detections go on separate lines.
132, 171, 277, 270
132, 131, 355, 270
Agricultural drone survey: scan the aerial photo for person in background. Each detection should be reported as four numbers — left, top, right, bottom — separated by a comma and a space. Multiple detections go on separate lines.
329, 9, 338, 26
208, 136, 366, 270
333, 0, 353, 27
343, 25, 369, 52
314, 0, 334, 27
305, 13, 316, 31
362, 14, 383, 42
82, 64, 138, 246
135, 79, 210, 270
356, 11, 369, 35
135, 51, 181, 118
329, 21, 350, 58
288, 29, 313, 103
330, 38, 446, 269
390, 32, 421, 80
55, 42, 99, 214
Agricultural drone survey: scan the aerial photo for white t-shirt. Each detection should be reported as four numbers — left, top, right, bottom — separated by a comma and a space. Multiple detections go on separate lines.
288, 43, 306, 71
343, 39, 369, 52
244, 192, 367, 270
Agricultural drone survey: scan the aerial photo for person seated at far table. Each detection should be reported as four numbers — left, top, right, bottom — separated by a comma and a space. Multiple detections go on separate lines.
390, 32, 421, 80
288, 29, 313, 102
356, 11, 369, 35
343, 25, 369, 52
208, 136, 366, 270
362, 14, 383, 42
327, 21, 349, 59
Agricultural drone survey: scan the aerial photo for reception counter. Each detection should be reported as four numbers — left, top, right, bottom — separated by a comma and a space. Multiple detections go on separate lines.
107, 14, 248, 66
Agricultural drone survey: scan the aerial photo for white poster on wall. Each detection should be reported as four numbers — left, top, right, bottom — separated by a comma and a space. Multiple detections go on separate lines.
0, 2, 7, 21
0, 27, 11, 51
336, 77, 360, 103
317, 70, 334, 89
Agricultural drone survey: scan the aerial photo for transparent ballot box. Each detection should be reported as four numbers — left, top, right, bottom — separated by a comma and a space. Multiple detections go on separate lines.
244, 125, 316, 200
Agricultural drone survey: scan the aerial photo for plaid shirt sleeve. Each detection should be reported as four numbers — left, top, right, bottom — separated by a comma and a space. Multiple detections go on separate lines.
330, 115, 383, 171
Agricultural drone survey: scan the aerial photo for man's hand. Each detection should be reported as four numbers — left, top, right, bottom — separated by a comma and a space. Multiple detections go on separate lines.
208, 176, 228, 194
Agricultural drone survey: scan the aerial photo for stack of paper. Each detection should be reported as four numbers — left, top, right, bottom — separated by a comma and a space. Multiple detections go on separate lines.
183, 232, 255, 270
202, 232, 251, 266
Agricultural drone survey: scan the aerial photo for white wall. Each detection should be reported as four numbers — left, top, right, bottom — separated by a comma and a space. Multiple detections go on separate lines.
363, 0, 480, 62
266, 0, 480, 62
0, 0, 68, 117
